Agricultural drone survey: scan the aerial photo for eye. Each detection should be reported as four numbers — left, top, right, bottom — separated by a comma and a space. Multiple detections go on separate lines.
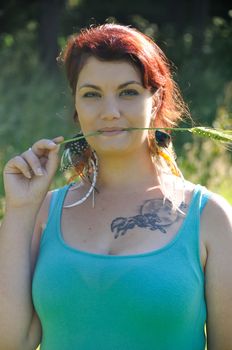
82, 91, 101, 98
120, 89, 139, 97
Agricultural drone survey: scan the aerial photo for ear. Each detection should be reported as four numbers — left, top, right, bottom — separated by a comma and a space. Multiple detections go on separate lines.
151, 87, 163, 119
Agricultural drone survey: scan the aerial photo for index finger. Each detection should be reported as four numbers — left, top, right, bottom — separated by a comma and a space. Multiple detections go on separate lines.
52, 136, 64, 144
31, 136, 64, 157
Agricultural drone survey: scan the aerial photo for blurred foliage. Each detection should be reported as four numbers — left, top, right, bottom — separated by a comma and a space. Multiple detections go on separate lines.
133, 16, 232, 204
0, 24, 75, 206
178, 80, 232, 203
0, 14, 232, 220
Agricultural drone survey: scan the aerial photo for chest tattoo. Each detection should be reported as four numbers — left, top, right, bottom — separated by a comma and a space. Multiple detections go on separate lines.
111, 199, 188, 239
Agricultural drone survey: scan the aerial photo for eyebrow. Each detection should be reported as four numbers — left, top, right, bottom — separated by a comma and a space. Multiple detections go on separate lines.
78, 80, 143, 91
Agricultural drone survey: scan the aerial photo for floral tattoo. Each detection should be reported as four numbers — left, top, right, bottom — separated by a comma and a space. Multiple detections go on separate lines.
111, 198, 188, 239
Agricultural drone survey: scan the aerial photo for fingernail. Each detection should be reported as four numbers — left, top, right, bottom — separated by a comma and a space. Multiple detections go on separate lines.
36, 168, 43, 176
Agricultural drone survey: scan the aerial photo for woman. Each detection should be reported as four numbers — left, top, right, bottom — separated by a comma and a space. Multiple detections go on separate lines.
0, 23, 231, 350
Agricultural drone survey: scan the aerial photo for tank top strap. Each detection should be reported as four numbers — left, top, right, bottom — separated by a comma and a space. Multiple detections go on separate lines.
177, 183, 211, 244
187, 183, 212, 215
177, 183, 212, 275
40, 183, 73, 247
197, 184, 212, 214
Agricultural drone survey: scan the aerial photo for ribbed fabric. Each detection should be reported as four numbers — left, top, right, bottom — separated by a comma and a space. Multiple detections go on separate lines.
32, 183, 211, 350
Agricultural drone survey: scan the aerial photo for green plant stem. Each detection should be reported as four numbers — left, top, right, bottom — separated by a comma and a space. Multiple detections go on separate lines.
59, 127, 232, 145
59, 127, 188, 145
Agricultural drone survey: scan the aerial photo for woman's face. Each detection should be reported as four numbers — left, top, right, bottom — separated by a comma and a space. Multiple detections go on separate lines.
75, 56, 155, 156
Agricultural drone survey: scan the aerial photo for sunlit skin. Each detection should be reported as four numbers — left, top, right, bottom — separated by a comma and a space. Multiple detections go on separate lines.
75, 56, 161, 192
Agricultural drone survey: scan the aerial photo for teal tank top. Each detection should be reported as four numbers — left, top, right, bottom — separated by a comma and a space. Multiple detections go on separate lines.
32, 183, 211, 350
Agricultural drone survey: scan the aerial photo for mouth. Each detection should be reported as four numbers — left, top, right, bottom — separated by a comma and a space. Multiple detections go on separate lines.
98, 128, 127, 135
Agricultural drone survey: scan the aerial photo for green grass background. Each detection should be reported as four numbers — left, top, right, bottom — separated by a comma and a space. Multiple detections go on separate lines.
0, 18, 231, 350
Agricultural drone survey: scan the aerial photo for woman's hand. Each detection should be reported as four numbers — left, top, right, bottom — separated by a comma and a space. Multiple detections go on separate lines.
3, 136, 64, 208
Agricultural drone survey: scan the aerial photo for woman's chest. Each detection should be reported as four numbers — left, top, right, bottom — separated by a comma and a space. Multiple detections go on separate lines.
34, 239, 206, 346
61, 215, 206, 269
59, 191, 207, 270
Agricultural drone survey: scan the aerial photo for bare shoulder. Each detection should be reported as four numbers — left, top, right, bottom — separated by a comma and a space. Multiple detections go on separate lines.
181, 181, 232, 270
199, 191, 232, 348
200, 190, 232, 248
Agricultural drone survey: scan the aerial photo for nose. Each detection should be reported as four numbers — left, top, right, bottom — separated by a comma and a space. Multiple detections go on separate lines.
100, 96, 121, 121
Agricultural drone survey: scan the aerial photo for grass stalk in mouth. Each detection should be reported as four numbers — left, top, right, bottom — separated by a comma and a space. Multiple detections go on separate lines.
59, 127, 232, 146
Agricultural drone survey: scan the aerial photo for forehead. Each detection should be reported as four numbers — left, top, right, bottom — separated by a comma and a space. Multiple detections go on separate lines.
77, 56, 142, 86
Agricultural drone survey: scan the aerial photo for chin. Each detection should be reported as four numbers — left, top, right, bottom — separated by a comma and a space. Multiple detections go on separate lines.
96, 146, 130, 156
93, 138, 132, 154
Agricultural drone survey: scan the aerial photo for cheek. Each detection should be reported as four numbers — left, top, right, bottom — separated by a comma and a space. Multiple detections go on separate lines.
129, 97, 152, 114
77, 117, 93, 135
76, 100, 95, 115
75, 102, 98, 130
128, 101, 152, 127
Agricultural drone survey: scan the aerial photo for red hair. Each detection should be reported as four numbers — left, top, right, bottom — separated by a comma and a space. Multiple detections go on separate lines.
58, 23, 190, 128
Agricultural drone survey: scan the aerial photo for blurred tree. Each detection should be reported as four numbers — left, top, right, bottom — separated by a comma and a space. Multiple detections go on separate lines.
0, 0, 38, 33
0, 0, 231, 67
1, 0, 231, 35
38, 0, 66, 71
0, 0, 231, 209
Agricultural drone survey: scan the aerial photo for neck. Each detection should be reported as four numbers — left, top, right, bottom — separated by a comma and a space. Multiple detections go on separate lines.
95, 147, 160, 193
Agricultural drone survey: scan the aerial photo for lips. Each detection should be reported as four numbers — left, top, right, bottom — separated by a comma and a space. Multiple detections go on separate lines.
98, 127, 125, 132
98, 127, 126, 136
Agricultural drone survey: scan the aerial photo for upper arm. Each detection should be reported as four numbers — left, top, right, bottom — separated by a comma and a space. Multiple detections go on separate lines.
30, 191, 52, 274
27, 191, 53, 349
201, 193, 232, 350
